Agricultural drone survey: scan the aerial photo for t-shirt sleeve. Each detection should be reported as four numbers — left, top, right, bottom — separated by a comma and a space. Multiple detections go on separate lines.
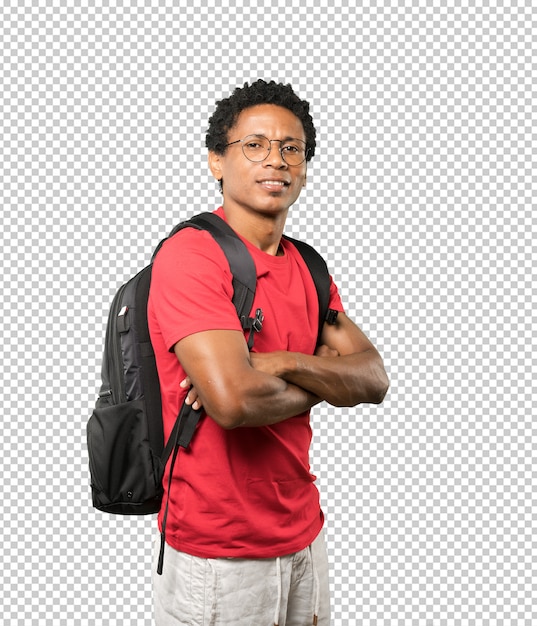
328, 274, 345, 313
149, 228, 244, 352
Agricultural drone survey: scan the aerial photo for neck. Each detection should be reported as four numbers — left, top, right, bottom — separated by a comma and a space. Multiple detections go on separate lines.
223, 205, 288, 256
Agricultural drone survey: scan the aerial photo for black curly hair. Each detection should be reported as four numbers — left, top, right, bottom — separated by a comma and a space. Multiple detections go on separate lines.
206, 80, 317, 161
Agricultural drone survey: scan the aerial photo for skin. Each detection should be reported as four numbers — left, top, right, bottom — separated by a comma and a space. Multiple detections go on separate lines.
175, 104, 389, 429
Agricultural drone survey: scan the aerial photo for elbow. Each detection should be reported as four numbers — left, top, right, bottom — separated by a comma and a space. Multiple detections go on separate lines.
197, 371, 287, 430
202, 395, 250, 430
371, 373, 389, 404
210, 414, 239, 430
369, 362, 390, 404
347, 358, 389, 407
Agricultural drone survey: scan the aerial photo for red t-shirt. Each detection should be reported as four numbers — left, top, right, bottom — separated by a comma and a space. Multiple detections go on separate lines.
148, 208, 344, 558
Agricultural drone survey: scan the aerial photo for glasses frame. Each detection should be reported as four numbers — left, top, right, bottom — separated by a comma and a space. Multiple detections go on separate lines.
225, 134, 310, 166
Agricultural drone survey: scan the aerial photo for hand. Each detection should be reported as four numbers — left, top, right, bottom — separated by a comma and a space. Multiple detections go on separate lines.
180, 376, 203, 410
314, 344, 339, 358
250, 351, 290, 378
250, 346, 339, 381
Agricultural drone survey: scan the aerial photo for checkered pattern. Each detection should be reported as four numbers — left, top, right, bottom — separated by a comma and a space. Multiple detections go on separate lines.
1, 0, 535, 624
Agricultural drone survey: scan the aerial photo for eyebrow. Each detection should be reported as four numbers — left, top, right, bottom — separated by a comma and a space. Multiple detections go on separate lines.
250, 134, 306, 143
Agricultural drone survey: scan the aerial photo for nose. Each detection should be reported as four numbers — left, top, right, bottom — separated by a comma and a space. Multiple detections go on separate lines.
264, 140, 287, 167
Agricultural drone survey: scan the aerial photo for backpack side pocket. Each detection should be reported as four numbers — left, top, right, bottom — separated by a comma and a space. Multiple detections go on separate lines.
87, 398, 163, 514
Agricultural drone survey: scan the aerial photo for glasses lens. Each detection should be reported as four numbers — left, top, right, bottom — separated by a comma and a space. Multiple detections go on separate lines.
242, 135, 271, 162
280, 140, 307, 165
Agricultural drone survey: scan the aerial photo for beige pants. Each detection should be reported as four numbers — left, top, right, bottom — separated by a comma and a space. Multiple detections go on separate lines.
152, 530, 331, 626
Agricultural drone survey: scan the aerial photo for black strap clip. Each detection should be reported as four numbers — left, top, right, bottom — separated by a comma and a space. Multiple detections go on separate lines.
245, 308, 264, 350
326, 308, 339, 325
251, 308, 264, 333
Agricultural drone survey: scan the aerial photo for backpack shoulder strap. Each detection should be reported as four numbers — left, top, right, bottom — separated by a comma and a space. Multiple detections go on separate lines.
155, 213, 262, 574
155, 210, 263, 459
283, 235, 339, 345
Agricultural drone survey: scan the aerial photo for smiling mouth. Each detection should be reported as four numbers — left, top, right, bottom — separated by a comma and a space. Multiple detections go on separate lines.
258, 180, 289, 188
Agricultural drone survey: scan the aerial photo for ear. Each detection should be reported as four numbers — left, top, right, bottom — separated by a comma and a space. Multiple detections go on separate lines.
208, 151, 223, 182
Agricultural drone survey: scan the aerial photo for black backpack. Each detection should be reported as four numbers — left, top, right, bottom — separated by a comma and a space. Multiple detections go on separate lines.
86, 213, 337, 567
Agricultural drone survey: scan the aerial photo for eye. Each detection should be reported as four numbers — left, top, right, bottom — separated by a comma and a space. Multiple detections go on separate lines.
282, 144, 301, 154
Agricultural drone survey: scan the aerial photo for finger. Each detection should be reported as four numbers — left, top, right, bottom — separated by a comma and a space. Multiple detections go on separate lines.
185, 388, 203, 410
186, 391, 202, 410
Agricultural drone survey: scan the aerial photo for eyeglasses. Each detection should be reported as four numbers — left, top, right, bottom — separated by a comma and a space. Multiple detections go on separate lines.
225, 134, 309, 166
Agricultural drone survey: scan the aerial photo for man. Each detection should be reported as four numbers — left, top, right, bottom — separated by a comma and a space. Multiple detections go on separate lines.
148, 79, 389, 626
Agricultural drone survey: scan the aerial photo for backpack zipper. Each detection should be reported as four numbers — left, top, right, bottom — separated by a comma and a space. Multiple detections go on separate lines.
107, 283, 127, 404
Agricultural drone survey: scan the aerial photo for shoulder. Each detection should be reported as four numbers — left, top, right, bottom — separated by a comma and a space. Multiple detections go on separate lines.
281, 236, 326, 264
150, 226, 236, 307
281, 236, 345, 314
157, 225, 228, 259
280, 236, 329, 282
148, 223, 240, 344
153, 226, 232, 276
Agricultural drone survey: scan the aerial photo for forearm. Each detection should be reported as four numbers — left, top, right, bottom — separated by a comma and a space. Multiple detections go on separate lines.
254, 349, 389, 407
229, 374, 321, 428
189, 362, 321, 429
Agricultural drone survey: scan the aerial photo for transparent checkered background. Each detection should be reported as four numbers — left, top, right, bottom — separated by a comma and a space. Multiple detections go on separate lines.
1, 1, 535, 624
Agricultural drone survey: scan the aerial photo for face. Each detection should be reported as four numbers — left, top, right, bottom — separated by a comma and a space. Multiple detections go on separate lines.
208, 104, 308, 219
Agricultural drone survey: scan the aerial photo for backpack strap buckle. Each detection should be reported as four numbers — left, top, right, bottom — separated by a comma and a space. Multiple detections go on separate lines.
326, 309, 339, 325
244, 308, 264, 350
251, 308, 264, 333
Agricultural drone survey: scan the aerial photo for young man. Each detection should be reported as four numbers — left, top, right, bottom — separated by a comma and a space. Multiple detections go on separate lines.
148, 80, 389, 626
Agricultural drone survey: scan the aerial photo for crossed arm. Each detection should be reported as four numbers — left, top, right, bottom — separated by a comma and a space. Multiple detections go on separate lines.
174, 312, 389, 430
